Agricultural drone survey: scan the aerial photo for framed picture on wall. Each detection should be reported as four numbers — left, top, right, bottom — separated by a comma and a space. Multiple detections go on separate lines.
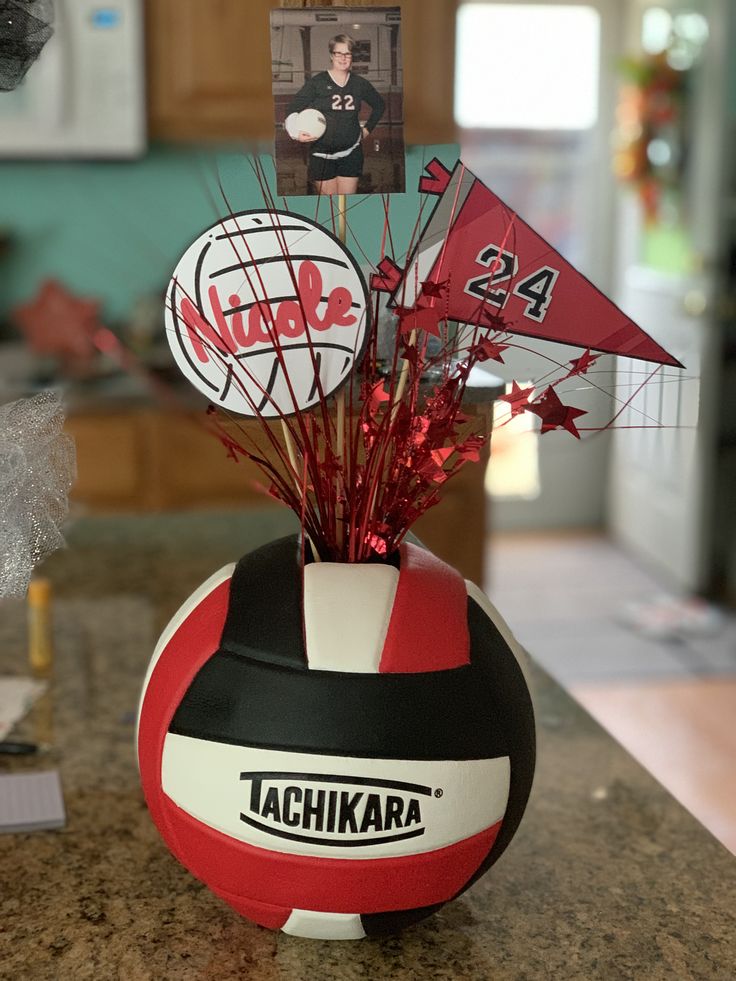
270, 6, 405, 197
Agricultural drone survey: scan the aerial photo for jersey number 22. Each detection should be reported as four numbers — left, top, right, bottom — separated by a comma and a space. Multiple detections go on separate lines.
331, 93, 355, 110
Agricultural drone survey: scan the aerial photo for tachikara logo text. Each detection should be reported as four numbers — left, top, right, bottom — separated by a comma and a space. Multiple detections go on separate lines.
239, 771, 434, 847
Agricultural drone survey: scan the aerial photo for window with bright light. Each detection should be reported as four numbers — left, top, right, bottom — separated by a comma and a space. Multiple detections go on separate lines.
486, 384, 541, 500
455, 4, 601, 130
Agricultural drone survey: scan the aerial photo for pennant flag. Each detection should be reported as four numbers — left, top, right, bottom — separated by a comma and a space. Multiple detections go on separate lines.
391, 159, 681, 367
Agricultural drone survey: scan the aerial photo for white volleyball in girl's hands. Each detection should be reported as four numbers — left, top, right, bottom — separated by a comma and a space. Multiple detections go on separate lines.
285, 108, 326, 141
297, 108, 327, 139
284, 113, 300, 140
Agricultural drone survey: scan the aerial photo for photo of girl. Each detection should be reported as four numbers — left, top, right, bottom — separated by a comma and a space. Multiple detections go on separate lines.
285, 34, 385, 196
271, 7, 405, 197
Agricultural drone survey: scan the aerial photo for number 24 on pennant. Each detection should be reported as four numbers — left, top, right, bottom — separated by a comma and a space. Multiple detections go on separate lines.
464, 244, 560, 323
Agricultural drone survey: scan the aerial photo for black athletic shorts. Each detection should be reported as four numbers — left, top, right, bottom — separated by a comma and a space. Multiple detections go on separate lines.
308, 144, 364, 182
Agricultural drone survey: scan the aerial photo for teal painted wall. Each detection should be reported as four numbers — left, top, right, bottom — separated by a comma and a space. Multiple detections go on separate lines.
0, 144, 457, 325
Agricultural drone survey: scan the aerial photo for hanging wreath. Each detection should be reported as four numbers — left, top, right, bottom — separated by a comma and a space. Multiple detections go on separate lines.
612, 52, 690, 222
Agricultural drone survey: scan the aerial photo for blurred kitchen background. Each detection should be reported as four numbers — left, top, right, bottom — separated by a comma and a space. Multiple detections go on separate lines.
1, 0, 734, 852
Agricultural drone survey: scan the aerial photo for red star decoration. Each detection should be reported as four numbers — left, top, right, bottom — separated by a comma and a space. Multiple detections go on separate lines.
395, 305, 442, 338
430, 446, 455, 467
419, 158, 453, 196
563, 348, 599, 379
456, 434, 486, 462
475, 339, 509, 364
528, 386, 587, 438
370, 256, 403, 293
218, 433, 244, 462
498, 381, 535, 417
478, 307, 508, 331
421, 278, 449, 298
12, 279, 103, 362
366, 380, 390, 417
417, 452, 451, 484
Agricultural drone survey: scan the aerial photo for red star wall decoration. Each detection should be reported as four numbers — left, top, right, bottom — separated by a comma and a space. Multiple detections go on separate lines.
12, 279, 104, 367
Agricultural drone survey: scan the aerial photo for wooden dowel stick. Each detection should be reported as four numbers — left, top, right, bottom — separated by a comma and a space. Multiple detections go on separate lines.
281, 419, 320, 561
336, 389, 345, 459
335, 193, 348, 550
336, 192, 347, 458
281, 420, 299, 476
337, 193, 347, 244
391, 329, 417, 422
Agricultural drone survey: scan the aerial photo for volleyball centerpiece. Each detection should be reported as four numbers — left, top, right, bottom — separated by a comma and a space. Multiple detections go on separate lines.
137, 158, 679, 939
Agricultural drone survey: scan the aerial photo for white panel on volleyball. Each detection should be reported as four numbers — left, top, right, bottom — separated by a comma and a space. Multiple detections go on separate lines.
135, 564, 235, 747
161, 736, 510, 860
465, 580, 533, 686
303, 563, 399, 672
282, 910, 366, 941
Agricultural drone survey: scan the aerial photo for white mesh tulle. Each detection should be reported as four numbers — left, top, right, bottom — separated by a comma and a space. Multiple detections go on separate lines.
0, 0, 54, 92
0, 391, 76, 599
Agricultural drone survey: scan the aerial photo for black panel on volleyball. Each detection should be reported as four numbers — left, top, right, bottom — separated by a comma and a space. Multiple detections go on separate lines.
219, 536, 308, 669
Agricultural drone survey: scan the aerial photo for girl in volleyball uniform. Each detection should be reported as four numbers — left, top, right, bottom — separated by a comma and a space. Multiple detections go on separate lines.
286, 35, 385, 194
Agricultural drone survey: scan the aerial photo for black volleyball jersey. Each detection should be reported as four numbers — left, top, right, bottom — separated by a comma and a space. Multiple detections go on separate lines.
287, 71, 385, 154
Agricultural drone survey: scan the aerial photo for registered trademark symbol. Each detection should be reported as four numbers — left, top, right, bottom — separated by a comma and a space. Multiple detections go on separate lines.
434, 788, 443, 798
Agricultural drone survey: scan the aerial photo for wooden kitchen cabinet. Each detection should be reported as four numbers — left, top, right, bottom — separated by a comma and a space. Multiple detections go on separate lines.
65, 411, 155, 509
65, 409, 267, 512
145, 0, 277, 141
146, 0, 458, 144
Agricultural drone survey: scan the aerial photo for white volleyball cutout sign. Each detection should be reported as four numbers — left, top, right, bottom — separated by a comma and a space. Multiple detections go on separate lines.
166, 210, 369, 417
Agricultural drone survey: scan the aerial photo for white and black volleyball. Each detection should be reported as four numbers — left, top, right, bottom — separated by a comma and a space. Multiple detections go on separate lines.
165, 210, 369, 418
137, 536, 535, 940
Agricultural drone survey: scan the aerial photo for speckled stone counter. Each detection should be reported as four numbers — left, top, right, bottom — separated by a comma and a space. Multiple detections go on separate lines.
1, 514, 735, 981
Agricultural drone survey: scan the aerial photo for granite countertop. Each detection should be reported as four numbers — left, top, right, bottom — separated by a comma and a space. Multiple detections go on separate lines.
1, 513, 734, 980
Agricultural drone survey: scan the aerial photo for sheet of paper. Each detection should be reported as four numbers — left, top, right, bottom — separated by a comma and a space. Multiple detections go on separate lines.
0, 770, 66, 834
0, 677, 46, 741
